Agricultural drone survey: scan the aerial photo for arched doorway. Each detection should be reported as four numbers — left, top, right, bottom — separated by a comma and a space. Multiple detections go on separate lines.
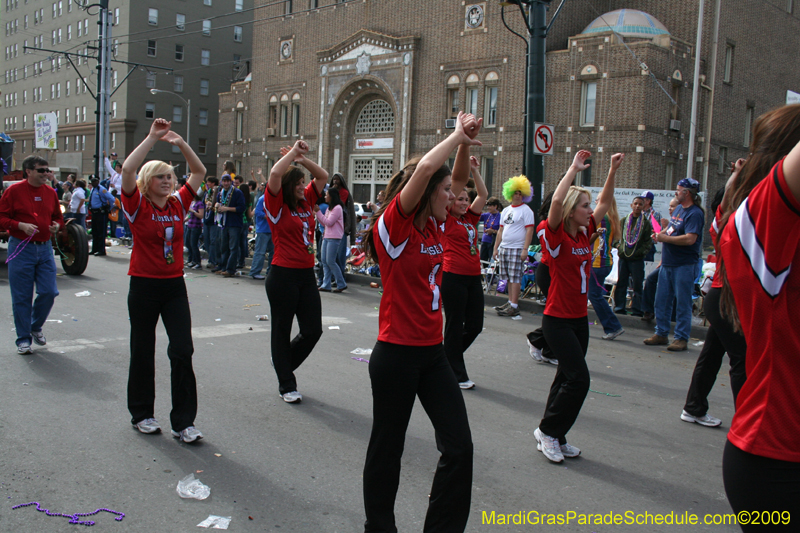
348, 98, 395, 203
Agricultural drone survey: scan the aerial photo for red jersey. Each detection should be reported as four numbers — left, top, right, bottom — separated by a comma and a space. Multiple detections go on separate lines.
442, 207, 481, 276
721, 159, 800, 462
544, 218, 596, 319
0, 180, 63, 242
375, 196, 445, 346
536, 219, 552, 266
264, 181, 322, 269
710, 206, 725, 289
122, 184, 194, 278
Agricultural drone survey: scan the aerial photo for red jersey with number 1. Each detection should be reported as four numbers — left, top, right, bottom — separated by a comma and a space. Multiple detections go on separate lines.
721, 159, 800, 462
442, 207, 481, 276
544, 218, 596, 319
375, 196, 444, 346
264, 181, 322, 269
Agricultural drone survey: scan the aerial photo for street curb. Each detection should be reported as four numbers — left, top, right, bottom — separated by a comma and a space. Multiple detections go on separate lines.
343, 272, 709, 339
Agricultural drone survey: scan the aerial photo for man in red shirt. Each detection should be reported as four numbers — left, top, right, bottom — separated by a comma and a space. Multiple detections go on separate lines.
0, 156, 64, 355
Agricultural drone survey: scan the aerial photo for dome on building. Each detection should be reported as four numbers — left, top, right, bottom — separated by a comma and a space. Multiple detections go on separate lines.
581, 9, 669, 40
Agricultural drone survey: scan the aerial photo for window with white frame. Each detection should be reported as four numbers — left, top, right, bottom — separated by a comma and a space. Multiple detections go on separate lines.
67, 24, 71, 39
236, 109, 244, 140
148, 8, 158, 25
111, 132, 116, 149
81, 106, 86, 122
198, 108, 208, 126
173, 105, 182, 123
202, 20, 210, 36
114, 7, 119, 25
285, 0, 292, 15
465, 87, 478, 116
174, 75, 183, 92
235, 0, 243, 11
200, 79, 209, 96
292, 102, 300, 136
176, 13, 185, 31
146, 71, 156, 88
111, 101, 117, 118
66, 81, 69, 95
580, 81, 597, 126
201, 49, 210, 66
485, 86, 498, 127
81, 135, 85, 150
234, 25, 242, 42
112, 70, 117, 87
65, 107, 69, 123
145, 102, 155, 119
280, 106, 288, 137
446, 75, 460, 119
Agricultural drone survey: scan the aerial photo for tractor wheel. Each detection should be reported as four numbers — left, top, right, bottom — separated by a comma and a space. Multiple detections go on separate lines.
59, 222, 90, 275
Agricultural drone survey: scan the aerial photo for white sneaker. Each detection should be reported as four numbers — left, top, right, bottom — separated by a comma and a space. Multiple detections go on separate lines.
31, 331, 46, 346
133, 418, 162, 434
541, 355, 559, 366
172, 426, 204, 443
17, 342, 33, 355
534, 427, 564, 463
536, 441, 581, 458
680, 410, 722, 427
280, 391, 303, 403
527, 340, 543, 361
602, 328, 625, 341
459, 380, 475, 390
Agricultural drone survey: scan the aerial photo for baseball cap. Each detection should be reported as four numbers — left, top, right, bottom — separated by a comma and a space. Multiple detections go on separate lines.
677, 177, 700, 190
110, 152, 118, 156
221, 173, 232, 181
636, 190, 654, 201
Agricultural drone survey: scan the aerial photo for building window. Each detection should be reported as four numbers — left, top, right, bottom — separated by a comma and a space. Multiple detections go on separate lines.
235, 0, 243, 11
269, 104, 278, 129
285, 0, 292, 15
176, 13, 185, 31
482, 156, 494, 194
233, 25, 242, 42
174, 75, 183, 92
200, 79, 209, 96
111, 101, 117, 118
201, 49, 210, 66
82, 106, 86, 122
199, 109, 208, 126
202, 20, 211, 36
81, 135, 86, 150
788, 0, 794, 14
465, 87, 478, 116
580, 81, 597, 126
111, 132, 116, 149
665, 161, 675, 190
145, 102, 155, 119
114, 7, 119, 25
147, 40, 156, 57
67, 24, 70, 39
280, 106, 288, 137
63, 137, 68, 151
173, 105, 183, 123
65, 108, 70, 123
198, 138, 207, 155
485, 86, 498, 127
146, 71, 156, 88
148, 8, 158, 25
203, 0, 211, 5
744, 105, 755, 147
355, 99, 395, 134
56, 82, 61, 97
718, 146, 728, 174
724, 43, 734, 84
236, 110, 244, 140
175, 44, 184, 61
292, 103, 300, 136
113, 70, 117, 87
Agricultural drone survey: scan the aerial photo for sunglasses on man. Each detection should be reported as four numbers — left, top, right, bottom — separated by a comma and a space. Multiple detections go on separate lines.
34, 168, 53, 174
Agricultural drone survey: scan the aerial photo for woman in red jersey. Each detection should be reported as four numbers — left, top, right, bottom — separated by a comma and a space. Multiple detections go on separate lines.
441, 152, 488, 390
533, 150, 624, 463
717, 104, 800, 527
361, 112, 481, 533
120, 118, 207, 443
264, 140, 328, 403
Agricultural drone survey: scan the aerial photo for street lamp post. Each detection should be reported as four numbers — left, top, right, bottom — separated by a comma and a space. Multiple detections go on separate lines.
149, 89, 191, 148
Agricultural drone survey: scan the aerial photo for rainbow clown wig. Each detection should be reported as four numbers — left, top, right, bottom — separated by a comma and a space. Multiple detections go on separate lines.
502, 175, 533, 203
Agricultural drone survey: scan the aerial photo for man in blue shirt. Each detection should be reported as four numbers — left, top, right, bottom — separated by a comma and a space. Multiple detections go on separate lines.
88, 176, 115, 256
644, 178, 705, 351
249, 195, 274, 280
212, 174, 245, 277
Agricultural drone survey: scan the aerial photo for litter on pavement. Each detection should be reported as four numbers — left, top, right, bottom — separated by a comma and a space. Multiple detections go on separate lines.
197, 515, 231, 529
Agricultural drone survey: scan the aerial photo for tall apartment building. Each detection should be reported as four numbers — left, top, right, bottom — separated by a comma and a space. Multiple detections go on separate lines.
2, 0, 253, 179
217, 0, 800, 204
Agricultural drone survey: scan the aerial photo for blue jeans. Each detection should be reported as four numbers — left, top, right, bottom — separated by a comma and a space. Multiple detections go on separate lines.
336, 234, 348, 275
250, 232, 274, 277
217, 226, 242, 274
642, 266, 660, 314
186, 226, 202, 265
588, 266, 622, 334
655, 263, 696, 340
8, 237, 59, 347
320, 238, 347, 290
203, 224, 219, 266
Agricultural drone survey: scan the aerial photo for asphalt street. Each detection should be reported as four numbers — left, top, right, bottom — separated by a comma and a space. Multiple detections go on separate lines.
0, 244, 739, 532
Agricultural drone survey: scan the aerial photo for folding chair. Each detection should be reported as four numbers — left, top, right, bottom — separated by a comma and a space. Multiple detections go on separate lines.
481, 260, 498, 295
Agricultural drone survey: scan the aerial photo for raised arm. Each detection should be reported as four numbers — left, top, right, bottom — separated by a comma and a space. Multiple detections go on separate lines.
469, 156, 488, 213
296, 154, 329, 196
269, 140, 308, 196
784, 140, 800, 202
121, 118, 171, 195
399, 111, 481, 215
449, 144, 472, 209
161, 131, 206, 194
549, 150, 591, 231
593, 153, 624, 224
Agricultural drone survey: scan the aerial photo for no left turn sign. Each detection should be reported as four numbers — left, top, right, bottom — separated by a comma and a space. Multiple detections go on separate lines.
533, 123, 555, 156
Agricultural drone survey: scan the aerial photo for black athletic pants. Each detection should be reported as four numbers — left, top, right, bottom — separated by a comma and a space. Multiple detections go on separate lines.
723, 440, 800, 531
683, 287, 747, 416
265, 265, 322, 394
90, 209, 108, 254
442, 272, 484, 383
127, 276, 197, 432
364, 341, 473, 533
539, 315, 590, 444
527, 263, 553, 359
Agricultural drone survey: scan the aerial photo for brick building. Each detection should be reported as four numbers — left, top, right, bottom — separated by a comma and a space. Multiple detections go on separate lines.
218, 0, 800, 203
2, 0, 253, 179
